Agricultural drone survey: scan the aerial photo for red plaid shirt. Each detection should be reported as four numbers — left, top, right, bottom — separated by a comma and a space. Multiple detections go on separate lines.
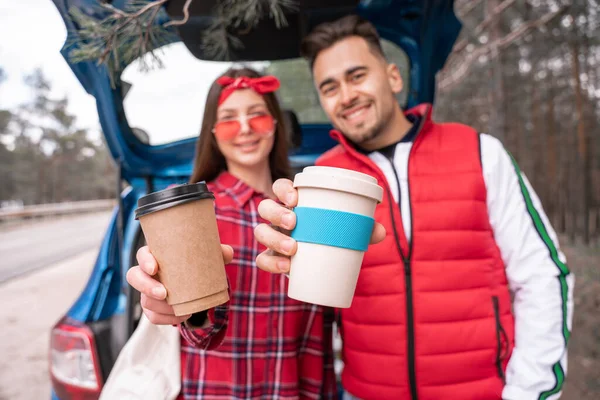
178, 172, 337, 399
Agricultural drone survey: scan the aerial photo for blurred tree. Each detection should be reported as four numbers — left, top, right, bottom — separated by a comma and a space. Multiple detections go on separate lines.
0, 68, 116, 206
0, 68, 16, 203
435, 0, 599, 244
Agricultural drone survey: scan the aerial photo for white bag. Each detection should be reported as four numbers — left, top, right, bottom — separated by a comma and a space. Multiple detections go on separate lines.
99, 314, 181, 400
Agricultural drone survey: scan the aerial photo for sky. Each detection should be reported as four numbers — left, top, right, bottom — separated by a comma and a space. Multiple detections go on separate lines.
0, 0, 254, 145
0, 0, 99, 132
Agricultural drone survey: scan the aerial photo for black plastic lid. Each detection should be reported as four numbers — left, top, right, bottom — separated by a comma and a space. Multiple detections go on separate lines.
135, 183, 215, 220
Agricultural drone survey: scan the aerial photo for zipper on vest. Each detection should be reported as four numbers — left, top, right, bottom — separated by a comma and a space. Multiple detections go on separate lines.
385, 156, 418, 400
403, 257, 417, 400
348, 114, 426, 400
492, 296, 509, 383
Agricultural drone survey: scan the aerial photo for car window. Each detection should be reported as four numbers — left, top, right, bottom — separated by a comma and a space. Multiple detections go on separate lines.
120, 40, 410, 146
382, 39, 411, 108
120, 43, 232, 146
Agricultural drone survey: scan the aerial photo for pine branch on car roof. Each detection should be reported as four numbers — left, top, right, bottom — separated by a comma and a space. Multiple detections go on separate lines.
66, 0, 298, 89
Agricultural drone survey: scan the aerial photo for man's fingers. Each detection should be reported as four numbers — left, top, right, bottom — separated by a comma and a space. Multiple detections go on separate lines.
256, 250, 290, 274
136, 246, 158, 276
370, 222, 387, 244
126, 266, 167, 300
257, 199, 296, 230
140, 294, 175, 315
272, 179, 297, 207
221, 244, 234, 264
254, 223, 297, 257
143, 309, 190, 326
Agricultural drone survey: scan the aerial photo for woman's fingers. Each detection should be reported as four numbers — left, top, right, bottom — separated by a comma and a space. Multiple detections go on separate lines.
136, 246, 158, 276
140, 293, 175, 315
126, 265, 167, 300
143, 308, 190, 326
221, 244, 234, 264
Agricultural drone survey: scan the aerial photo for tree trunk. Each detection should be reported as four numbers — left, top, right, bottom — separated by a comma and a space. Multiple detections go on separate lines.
571, 42, 590, 244
545, 72, 560, 230
531, 69, 544, 204
486, 0, 506, 143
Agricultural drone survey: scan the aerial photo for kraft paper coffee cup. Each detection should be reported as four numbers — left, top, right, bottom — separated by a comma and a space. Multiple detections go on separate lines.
135, 183, 229, 316
288, 166, 383, 308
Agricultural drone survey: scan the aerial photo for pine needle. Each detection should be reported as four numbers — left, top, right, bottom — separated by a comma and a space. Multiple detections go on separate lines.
67, 0, 299, 85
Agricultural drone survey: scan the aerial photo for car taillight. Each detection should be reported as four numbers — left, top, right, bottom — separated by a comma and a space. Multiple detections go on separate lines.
49, 317, 103, 400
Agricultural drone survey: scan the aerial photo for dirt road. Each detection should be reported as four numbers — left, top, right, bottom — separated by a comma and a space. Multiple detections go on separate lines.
0, 212, 111, 283
0, 249, 97, 400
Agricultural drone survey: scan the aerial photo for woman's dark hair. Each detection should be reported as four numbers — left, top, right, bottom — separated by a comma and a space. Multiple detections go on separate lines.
189, 66, 291, 184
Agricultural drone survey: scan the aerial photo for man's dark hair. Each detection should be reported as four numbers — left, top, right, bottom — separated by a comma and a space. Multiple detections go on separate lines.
300, 15, 385, 68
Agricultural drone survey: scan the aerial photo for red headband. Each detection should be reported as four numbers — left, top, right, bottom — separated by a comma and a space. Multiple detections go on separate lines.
216, 75, 281, 105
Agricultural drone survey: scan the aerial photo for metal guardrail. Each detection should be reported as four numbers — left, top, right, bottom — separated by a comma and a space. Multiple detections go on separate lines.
0, 200, 116, 221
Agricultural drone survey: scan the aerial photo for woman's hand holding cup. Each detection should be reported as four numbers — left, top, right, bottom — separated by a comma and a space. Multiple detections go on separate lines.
127, 245, 234, 326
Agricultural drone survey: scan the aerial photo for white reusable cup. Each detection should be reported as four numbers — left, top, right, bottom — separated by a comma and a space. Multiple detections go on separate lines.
288, 166, 383, 308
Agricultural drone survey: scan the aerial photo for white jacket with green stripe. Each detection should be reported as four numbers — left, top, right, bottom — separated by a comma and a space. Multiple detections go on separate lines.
367, 132, 575, 400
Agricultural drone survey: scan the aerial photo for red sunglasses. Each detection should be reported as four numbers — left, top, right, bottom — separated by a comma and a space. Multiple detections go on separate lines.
213, 114, 276, 142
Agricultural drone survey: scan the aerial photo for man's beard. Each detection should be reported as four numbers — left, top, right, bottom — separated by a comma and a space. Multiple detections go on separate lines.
335, 99, 392, 146
349, 117, 387, 146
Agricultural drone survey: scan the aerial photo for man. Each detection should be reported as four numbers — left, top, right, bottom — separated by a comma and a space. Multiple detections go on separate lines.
253, 14, 574, 400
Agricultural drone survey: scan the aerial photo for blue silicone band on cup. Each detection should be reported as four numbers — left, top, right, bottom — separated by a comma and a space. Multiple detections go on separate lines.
290, 207, 375, 252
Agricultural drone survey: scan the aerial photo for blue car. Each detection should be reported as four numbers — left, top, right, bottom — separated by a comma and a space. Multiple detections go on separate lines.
47, 0, 461, 398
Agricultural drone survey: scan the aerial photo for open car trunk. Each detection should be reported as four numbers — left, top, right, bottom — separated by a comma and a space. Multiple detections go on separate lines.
51, 0, 461, 183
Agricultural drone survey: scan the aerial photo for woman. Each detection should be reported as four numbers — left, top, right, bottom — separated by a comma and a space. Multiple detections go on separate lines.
127, 67, 337, 399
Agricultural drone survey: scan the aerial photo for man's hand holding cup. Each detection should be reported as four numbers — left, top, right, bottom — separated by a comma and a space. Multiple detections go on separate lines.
254, 169, 386, 308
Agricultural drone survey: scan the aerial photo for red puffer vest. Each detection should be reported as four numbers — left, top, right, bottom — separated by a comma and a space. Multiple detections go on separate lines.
316, 104, 515, 400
